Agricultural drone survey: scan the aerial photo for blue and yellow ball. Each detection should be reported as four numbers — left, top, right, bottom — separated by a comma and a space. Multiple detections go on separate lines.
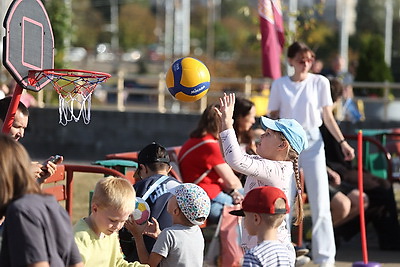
166, 57, 210, 102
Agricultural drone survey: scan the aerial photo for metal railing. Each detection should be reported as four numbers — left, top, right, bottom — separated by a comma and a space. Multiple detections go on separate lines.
34, 73, 400, 118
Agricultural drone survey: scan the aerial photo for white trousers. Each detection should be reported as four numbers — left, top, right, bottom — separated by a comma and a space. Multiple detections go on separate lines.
299, 129, 335, 264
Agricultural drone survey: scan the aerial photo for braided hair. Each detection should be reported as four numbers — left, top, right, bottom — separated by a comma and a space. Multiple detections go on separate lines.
279, 133, 304, 226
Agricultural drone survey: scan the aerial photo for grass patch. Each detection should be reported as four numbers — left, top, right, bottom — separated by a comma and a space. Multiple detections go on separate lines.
69, 172, 107, 224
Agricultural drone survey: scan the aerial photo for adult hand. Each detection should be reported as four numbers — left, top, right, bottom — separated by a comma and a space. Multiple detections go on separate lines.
327, 167, 341, 186
215, 93, 235, 131
31, 162, 44, 180
341, 141, 355, 161
35, 156, 64, 184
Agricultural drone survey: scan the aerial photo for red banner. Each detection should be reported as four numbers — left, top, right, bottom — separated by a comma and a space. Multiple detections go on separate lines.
258, 0, 285, 79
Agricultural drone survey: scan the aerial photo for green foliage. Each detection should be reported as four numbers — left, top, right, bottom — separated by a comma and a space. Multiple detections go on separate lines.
71, 0, 104, 48
285, 3, 338, 61
119, 4, 157, 50
290, 3, 325, 42
214, 23, 234, 54
355, 0, 385, 36
220, 0, 251, 17
355, 34, 394, 96
190, 3, 207, 47
44, 0, 71, 68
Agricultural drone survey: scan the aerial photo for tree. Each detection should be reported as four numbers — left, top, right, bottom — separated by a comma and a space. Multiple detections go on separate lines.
71, 0, 104, 49
355, 34, 393, 97
355, 0, 386, 36
44, 0, 71, 68
286, 3, 338, 61
119, 3, 157, 50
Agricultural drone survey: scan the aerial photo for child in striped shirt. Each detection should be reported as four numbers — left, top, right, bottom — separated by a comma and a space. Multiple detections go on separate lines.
230, 186, 292, 267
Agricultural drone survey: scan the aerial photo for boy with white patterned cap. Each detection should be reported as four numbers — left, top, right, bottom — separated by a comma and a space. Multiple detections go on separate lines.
127, 183, 210, 267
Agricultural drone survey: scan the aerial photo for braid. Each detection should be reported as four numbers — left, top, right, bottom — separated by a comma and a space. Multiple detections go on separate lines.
292, 155, 304, 226
279, 132, 304, 226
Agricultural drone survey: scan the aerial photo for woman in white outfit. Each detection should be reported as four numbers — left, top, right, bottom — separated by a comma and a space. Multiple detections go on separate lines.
268, 41, 355, 267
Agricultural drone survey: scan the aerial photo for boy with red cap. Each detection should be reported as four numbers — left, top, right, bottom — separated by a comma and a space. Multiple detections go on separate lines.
230, 186, 291, 267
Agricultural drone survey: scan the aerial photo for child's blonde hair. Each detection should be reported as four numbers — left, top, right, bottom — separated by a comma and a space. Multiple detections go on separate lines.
92, 177, 136, 214
260, 198, 287, 228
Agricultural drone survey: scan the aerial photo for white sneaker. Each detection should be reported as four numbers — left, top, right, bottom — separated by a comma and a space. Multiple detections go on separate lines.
295, 248, 309, 257
295, 255, 311, 266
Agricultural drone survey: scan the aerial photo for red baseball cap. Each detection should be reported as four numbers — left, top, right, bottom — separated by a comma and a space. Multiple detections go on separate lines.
230, 186, 289, 216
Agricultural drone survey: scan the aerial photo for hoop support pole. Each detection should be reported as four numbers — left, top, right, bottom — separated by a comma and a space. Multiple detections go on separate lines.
2, 83, 23, 134
358, 130, 368, 264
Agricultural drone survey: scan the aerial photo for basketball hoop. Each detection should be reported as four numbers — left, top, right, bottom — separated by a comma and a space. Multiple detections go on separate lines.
28, 69, 111, 126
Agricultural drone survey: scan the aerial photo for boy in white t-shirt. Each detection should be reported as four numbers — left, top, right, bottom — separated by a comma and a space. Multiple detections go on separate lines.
126, 183, 210, 267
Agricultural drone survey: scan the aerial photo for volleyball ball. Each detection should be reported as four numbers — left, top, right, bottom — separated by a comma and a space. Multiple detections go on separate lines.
131, 197, 151, 225
166, 57, 210, 102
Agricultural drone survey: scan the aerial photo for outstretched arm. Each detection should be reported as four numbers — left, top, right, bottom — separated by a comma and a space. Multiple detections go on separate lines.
125, 217, 162, 265
214, 93, 235, 131
125, 219, 151, 264
216, 93, 287, 187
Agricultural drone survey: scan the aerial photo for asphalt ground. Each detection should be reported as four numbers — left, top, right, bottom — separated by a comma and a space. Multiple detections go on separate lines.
303, 183, 400, 266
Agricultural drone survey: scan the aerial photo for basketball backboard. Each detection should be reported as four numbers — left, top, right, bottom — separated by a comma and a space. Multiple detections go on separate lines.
2, 0, 54, 91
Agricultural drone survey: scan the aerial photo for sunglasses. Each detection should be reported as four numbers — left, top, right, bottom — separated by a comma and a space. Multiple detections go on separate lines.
295, 57, 314, 65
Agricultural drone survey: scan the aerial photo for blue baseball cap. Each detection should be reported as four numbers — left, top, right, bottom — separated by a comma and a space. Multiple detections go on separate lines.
260, 117, 308, 154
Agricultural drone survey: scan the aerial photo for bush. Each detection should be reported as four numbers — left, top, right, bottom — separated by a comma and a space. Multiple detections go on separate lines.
355, 34, 393, 97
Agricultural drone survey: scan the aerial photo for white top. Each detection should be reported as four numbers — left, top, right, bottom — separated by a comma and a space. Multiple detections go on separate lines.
152, 224, 204, 267
268, 73, 332, 130
220, 129, 294, 265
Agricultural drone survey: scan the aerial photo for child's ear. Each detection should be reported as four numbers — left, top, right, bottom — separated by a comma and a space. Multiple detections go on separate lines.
254, 213, 262, 225
173, 206, 181, 216
278, 140, 289, 151
91, 203, 98, 214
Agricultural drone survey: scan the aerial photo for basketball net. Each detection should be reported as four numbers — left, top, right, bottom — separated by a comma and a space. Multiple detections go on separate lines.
28, 69, 111, 126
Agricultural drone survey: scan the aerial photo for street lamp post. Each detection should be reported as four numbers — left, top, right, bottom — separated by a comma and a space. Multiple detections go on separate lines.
338, 0, 349, 72
110, 0, 119, 54
384, 0, 393, 67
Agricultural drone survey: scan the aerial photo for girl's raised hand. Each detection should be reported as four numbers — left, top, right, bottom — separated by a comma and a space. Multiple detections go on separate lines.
215, 93, 236, 131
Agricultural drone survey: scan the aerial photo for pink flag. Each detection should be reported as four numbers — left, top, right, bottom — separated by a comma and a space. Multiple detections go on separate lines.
258, 0, 285, 79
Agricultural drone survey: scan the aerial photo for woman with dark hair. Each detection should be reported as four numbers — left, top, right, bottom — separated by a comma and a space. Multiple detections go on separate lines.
0, 134, 82, 267
268, 41, 355, 267
233, 97, 256, 154
178, 104, 243, 223
323, 78, 400, 251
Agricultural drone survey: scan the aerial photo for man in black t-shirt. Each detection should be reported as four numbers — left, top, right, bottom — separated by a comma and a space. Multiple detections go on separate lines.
119, 142, 181, 262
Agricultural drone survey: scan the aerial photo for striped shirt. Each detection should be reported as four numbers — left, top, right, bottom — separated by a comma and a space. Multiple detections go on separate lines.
242, 240, 291, 267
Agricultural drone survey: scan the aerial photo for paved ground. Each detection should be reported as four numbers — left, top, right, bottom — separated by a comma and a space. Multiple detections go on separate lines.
304, 183, 400, 266
303, 232, 400, 266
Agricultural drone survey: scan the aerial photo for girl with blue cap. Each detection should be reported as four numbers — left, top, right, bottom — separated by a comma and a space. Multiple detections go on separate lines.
216, 93, 308, 267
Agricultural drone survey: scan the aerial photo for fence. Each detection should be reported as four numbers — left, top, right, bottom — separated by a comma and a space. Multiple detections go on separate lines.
33, 72, 400, 120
